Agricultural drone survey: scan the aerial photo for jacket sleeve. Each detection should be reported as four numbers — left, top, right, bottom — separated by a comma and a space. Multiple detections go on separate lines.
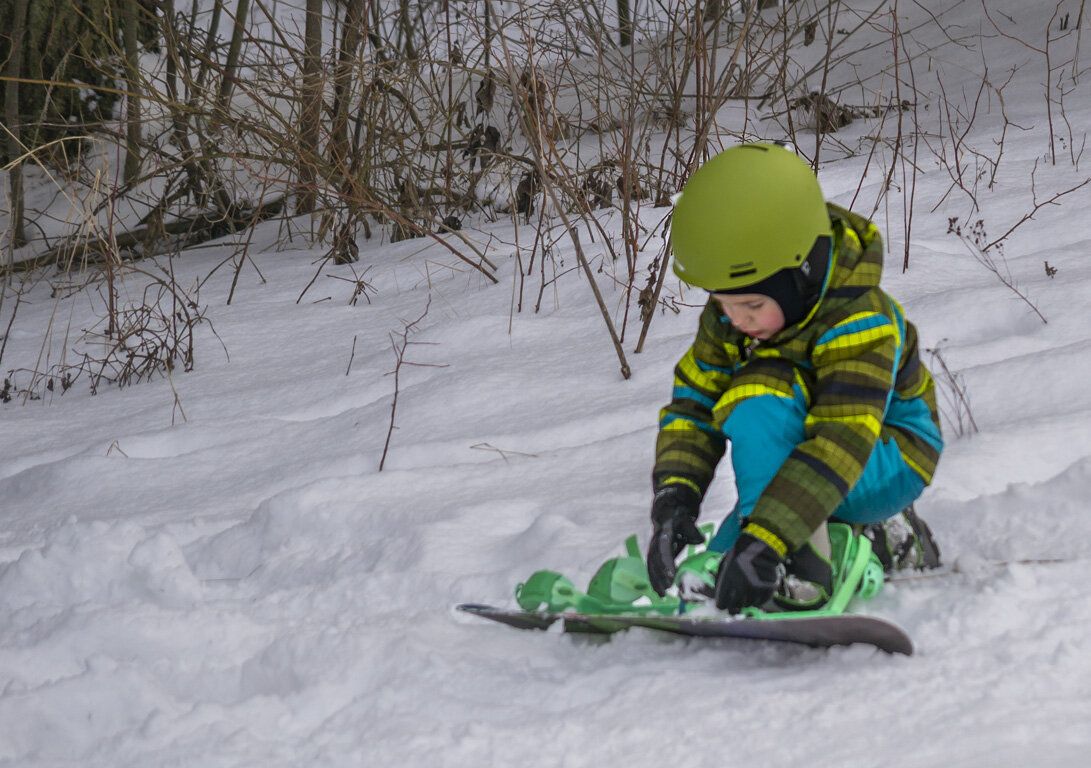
746, 306, 901, 552
652, 301, 739, 499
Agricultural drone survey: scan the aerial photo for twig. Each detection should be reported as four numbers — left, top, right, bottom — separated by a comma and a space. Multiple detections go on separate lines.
948, 217, 1048, 325
380, 297, 446, 471
886, 557, 1070, 583
469, 443, 539, 461
984, 174, 1091, 251
569, 227, 631, 379
345, 335, 357, 376
925, 341, 979, 437
634, 214, 675, 355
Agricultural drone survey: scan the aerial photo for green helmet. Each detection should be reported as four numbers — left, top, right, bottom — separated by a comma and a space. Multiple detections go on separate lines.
670, 143, 832, 291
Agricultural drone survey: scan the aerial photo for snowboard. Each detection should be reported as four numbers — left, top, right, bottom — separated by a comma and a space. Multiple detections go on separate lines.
456, 603, 914, 655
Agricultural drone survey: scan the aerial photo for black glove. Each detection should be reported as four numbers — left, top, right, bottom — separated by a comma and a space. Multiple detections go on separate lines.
646, 485, 704, 596
714, 531, 781, 614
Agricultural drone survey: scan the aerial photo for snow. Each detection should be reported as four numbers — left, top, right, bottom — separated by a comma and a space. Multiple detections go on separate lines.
3, 1, 1091, 765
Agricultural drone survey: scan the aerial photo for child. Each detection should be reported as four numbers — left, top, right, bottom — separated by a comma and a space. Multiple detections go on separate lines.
647, 143, 944, 614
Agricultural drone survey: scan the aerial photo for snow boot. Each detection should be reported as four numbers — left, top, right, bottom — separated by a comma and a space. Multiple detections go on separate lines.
773, 522, 835, 610
674, 521, 883, 613
863, 504, 941, 572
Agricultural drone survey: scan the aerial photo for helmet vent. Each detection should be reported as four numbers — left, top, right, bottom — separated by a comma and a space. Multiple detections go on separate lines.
729, 266, 757, 279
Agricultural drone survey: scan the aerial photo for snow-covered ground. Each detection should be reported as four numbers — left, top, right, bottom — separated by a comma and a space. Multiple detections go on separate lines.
3, 2, 1091, 766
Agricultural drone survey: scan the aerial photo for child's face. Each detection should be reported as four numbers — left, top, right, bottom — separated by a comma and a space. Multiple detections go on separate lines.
713, 293, 786, 340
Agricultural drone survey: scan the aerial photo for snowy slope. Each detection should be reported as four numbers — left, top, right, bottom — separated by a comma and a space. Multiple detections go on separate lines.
3, 2, 1091, 766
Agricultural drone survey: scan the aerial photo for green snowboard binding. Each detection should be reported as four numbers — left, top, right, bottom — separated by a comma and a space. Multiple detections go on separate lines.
514, 523, 884, 619
515, 534, 680, 616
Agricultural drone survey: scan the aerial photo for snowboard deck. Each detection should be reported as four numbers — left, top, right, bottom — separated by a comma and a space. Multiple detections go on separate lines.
457, 603, 914, 655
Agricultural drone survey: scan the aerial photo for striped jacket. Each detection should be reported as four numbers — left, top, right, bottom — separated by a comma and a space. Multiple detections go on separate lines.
654, 204, 943, 554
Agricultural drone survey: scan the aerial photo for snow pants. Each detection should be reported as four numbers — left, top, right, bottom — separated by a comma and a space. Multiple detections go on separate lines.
706, 381, 940, 554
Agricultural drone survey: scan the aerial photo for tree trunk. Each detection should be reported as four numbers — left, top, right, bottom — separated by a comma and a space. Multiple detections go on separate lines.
297, 0, 324, 214
218, 0, 252, 106
330, 1, 363, 179
195, 0, 224, 91
399, 0, 416, 59
162, 0, 185, 139
4, 0, 29, 251
123, 0, 143, 184
618, 0, 632, 47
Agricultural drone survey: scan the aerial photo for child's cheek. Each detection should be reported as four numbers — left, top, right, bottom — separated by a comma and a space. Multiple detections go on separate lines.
765, 306, 787, 334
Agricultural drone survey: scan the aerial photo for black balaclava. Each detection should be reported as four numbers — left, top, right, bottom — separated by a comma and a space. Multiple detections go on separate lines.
715, 268, 809, 326
713, 236, 832, 328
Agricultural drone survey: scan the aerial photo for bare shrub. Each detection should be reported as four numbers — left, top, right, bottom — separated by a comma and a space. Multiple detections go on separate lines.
5, 0, 1089, 403
5, 255, 214, 406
